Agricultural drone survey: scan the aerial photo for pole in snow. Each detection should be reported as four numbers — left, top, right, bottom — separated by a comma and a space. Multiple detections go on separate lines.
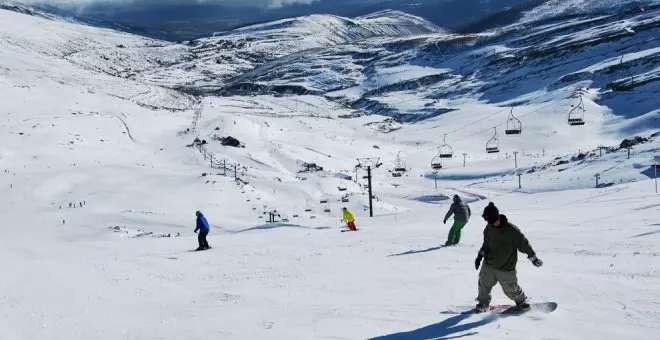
626, 147, 632, 159
513, 151, 519, 168
517, 173, 522, 189
462, 153, 467, 167
655, 158, 658, 194
595, 173, 600, 188
367, 166, 374, 218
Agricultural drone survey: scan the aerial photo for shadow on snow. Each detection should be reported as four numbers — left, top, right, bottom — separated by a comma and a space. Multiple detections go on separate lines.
233, 223, 331, 233
388, 246, 447, 257
370, 312, 497, 340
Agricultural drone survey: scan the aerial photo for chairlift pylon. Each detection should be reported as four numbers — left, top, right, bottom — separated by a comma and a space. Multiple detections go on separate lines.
486, 128, 500, 153
568, 96, 586, 126
438, 134, 453, 158
505, 107, 522, 135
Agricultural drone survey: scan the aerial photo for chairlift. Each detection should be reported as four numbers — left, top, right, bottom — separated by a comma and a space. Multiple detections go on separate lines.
610, 56, 635, 92
568, 96, 586, 126
505, 107, 522, 135
394, 152, 407, 172
438, 134, 453, 158
431, 155, 443, 170
486, 128, 500, 153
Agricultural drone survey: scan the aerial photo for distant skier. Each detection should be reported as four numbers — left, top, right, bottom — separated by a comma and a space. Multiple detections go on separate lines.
341, 207, 357, 231
443, 194, 471, 245
474, 202, 543, 313
194, 211, 211, 251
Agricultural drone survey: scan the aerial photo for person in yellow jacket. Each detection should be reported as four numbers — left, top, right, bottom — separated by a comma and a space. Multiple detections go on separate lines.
341, 207, 357, 231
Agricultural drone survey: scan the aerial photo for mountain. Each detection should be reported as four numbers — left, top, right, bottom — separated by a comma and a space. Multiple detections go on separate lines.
31, 0, 539, 41
0, 2, 659, 340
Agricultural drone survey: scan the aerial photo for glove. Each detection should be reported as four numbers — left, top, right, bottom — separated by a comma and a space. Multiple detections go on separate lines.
443, 219, 447, 224
530, 256, 543, 267
475, 255, 483, 270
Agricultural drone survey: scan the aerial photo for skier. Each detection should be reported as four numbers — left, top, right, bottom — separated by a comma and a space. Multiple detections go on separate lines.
443, 194, 471, 245
194, 211, 211, 251
341, 207, 357, 231
474, 202, 543, 312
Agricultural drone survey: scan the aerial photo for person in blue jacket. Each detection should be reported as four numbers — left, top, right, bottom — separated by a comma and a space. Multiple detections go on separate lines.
194, 211, 211, 251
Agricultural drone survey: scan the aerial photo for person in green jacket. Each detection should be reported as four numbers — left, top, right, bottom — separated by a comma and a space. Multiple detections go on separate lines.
443, 195, 471, 245
474, 202, 543, 312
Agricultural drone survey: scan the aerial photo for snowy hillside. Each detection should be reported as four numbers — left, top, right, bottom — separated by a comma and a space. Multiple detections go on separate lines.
1, 1, 659, 340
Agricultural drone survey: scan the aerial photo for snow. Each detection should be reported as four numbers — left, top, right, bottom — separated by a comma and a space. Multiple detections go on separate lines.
1, 2, 659, 340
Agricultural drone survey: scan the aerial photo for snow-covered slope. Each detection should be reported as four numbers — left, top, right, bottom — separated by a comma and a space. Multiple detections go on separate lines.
0, 2, 659, 340
132, 10, 444, 90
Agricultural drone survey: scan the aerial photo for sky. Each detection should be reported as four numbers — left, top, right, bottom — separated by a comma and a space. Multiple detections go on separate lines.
16, 0, 321, 8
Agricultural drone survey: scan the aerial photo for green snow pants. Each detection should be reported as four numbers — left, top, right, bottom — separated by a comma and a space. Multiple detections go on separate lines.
446, 221, 466, 245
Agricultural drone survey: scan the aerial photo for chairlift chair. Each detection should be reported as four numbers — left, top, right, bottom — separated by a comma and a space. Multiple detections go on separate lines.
486, 128, 500, 153
568, 96, 586, 126
394, 152, 407, 172
338, 185, 347, 191
431, 155, 443, 170
505, 107, 522, 135
323, 205, 331, 213
341, 195, 349, 203
392, 171, 403, 177
611, 56, 635, 92
438, 134, 453, 158
320, 198, 328, 204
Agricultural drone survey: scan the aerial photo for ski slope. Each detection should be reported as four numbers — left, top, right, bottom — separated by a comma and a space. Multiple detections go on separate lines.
1, 2, 659, 340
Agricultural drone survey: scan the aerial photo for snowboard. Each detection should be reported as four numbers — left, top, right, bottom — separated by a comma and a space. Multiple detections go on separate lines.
192, 246, 212, 252
445, 302, 557, 315
340, 229, 359, 232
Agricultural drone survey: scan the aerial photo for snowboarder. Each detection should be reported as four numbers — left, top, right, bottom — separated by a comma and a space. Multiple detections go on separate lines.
341, 207, 357, 231
443, 194, 471, 245
194, 211, 211, 251
474, 202, 543, 313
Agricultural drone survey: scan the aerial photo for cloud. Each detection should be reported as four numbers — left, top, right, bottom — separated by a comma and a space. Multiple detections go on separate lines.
15, 0, 320, 7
